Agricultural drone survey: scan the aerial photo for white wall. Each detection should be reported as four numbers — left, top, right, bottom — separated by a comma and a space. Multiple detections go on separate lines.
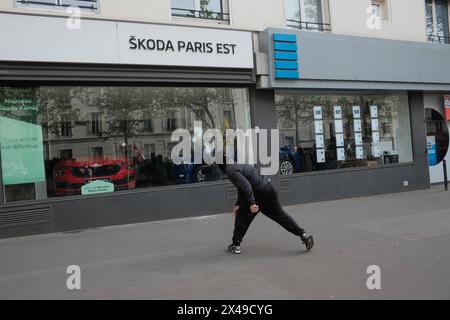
424, 93, 450, 183
0, 0, 432, 41
100, 0, 170, 22
329, 0, 427, 42
229, 0, 285, 30
0, 0, 432, 40
0, 0, 170, 23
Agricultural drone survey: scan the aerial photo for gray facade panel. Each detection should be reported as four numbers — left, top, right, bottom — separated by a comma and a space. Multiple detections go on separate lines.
261, 28, 450, 90
300, 36, 356, 80
0, 181, 238, 238
420, 47, 450, 83
265, 79, 450, 91
355, 41, 421, 82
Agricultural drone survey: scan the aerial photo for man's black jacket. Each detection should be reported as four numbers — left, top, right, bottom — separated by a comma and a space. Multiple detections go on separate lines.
223, 164, 270, 206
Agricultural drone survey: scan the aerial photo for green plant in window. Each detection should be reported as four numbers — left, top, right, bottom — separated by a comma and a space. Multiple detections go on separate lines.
199, 0, 214, 19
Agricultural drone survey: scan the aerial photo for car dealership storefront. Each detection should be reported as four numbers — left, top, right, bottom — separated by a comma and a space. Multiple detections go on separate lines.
0, 12, 257, 238
2, 14, 450, 239
255, 28, 450, 205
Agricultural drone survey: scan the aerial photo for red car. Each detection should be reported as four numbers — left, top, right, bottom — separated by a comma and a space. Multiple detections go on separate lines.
54, 159, 136, 196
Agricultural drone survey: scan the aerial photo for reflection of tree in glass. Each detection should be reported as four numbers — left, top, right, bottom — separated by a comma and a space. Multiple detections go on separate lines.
276, 95, 323, 145
97, 87, 160, 161
303, 0, 322, 23
199, 0, 213, 19
168, 87, 233, 130
38, 87, 88, 137
199, 0, 225, 20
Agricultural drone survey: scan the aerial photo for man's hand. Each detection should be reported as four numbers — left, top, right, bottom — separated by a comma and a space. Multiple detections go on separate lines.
250, 204, 259, 214
233, 205, 239, 214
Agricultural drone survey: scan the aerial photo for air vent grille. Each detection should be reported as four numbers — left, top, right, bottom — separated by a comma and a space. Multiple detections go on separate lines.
0, 206, 52, 228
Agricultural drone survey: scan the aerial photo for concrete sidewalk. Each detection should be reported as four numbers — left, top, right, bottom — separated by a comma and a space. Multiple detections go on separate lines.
1, 186, 450, 299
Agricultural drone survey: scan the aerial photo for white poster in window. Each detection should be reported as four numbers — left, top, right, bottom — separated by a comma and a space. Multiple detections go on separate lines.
371, 118, 379, 131
372, 145, 381, 158
352, 106, 361, 118
354, 119, 362, 132
314, 120, 323, 134
315, 135, 324, 148
316, 148, 325, 163
336, 133, 344, 147
355, 132, 363, 145
334, 106, 342, 119
372, 131, 380, 144
337, 147, 345, 161
356, 146, 364, 159
313, 106, 322, 120
370, 105, 378, 118
334, 119, 343, 133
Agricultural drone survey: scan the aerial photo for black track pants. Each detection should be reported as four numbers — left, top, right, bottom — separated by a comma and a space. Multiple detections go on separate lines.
232, 182, 305, 245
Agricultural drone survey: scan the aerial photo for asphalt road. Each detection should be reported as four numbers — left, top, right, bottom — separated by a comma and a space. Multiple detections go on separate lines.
1, 186, 450, 299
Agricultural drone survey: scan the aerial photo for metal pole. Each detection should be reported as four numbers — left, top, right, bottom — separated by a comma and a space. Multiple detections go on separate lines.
443, 159, 448, 191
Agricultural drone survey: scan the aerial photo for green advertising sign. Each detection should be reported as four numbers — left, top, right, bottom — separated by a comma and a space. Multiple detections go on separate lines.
0, 89, 39, 124
0, 88, 45, 186
81, 180, 115, 195
0, 116, 46, 185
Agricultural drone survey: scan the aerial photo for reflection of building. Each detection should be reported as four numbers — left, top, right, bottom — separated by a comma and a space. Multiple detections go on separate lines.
42, 88, 242, 162
1, 0, 450, 238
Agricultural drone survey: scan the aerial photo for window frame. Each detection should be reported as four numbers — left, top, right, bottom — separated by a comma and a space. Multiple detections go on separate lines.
15, 0, 100, 13
171, 0, 230, 24
426, 0, 450, 43
285, 0, 331, 32
274, 90, 416, 178
0, 84, 252, 205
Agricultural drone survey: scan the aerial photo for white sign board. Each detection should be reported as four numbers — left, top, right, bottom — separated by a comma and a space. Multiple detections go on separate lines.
372, 132, 380, 144
372, 145, 381, 158
371, 119, 379, 131
355, 133, 363, 146
354, 119, 362, 132
337, 147, 345, 161
314, 120, 323, 134
352, 106, 361, 118
313, 106, 323, 120
356, 146, 364, 159
334, 106, 342, 119
370, 105, 378, 118
117, 22, 253, 68
316, 149, 325, 163
334, 119, 343, 133
336, 134, 344, 147
315, 135, 324, 148
0, 13, 254, 69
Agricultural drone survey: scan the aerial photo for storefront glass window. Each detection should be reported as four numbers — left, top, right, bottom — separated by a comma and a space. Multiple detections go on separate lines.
0, 86, 251, 202
171, 0, 230, 21
425, 108, 449, 166
275, 92, 413, 175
